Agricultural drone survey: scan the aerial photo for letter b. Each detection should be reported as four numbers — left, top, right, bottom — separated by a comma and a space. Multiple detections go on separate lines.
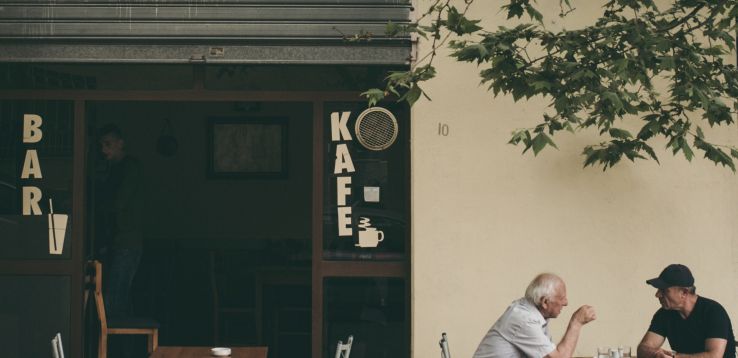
23, 114, 43, 143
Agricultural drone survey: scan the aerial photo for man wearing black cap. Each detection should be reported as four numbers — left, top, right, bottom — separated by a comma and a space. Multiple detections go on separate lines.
637, 264, 735, 358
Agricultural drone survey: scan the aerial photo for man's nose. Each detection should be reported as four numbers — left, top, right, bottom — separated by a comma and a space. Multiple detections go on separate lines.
655, 290, 662, 298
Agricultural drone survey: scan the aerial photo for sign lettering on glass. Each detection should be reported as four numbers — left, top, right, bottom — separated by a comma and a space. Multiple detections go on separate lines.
21, 114, 43, 215
330, 110, 385, 249
331, 111, 355, 237
20, 113, 67, 255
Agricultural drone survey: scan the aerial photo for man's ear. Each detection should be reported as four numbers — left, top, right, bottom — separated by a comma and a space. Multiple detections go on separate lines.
540, 297, 549, 308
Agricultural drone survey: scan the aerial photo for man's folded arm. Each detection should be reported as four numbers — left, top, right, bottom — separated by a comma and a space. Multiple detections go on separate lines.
671, 338, 727, 358
637, 331, 669, 358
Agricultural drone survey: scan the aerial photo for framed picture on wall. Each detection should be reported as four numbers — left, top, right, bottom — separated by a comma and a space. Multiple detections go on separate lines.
208, 117, 288, 178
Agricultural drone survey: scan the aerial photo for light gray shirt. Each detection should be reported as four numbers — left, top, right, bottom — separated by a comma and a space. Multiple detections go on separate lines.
473, 298, 557, 358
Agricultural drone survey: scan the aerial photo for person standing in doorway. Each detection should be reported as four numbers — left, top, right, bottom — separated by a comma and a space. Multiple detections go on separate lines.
98, 123, 145, 319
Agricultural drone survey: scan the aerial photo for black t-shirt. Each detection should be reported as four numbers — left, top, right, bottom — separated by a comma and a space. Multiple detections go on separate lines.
648, 296, 736, 358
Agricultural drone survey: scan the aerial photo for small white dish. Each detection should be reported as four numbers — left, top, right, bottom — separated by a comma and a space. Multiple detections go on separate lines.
211, 347, 231, 356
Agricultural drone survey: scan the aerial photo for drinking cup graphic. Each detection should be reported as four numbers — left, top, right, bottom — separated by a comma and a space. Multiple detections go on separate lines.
47, 199, 68, 255
356, 228, 384, 248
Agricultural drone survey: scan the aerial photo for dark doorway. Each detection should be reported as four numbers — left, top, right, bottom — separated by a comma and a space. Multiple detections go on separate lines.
85, 101, 313, 358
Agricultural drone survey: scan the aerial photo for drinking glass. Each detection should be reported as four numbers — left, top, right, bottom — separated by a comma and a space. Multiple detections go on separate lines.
619, 346, 631, 358
597, 347, 610, 358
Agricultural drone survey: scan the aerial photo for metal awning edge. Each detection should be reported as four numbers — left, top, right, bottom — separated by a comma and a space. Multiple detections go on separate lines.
0, 43, 413, 64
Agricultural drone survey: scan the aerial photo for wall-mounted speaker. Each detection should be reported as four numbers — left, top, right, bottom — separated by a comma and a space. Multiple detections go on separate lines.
354, 107, 398, 151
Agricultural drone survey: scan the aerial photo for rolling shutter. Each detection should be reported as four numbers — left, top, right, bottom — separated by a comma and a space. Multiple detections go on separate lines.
0, 0, 412, 64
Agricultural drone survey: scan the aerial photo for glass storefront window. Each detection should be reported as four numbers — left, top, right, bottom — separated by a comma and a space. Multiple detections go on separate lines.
323, 277, 408, 358
0, 276, 71, 357
0, 100, 74, 259
323, 102, 409, 261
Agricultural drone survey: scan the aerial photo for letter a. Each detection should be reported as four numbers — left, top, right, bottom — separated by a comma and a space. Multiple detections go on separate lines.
21, 150, 43, 179
334, 144, 356, 174
22, 186, 42, 215
23, 114, 43, 143
330, 111, 352, 142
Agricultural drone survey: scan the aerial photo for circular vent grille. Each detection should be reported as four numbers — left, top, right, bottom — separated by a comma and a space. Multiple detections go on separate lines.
354, 107, 398, 151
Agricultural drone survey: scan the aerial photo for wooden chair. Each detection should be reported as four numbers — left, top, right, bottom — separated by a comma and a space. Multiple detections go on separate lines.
209, 251, 257, 345
88, 260, 159, 358
439, 332, 451, 358
334, 335, 353, 358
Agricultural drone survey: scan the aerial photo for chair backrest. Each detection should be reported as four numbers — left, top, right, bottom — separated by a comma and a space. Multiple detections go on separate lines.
439, 332, 450, 358
334, 335, 353, 358
88, 260, 108, 330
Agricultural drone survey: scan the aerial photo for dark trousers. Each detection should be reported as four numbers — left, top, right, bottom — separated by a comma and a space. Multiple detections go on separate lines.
102, 247, 142, 318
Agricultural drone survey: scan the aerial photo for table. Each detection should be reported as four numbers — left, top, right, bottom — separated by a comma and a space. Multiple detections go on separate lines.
149, 346, 268, 358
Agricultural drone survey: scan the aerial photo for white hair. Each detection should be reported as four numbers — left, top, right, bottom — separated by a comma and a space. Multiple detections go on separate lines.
525, 273, 562, 306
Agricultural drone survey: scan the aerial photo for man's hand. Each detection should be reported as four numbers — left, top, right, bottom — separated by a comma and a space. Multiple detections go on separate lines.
545, 305, 596, 358
653, 349, 674, 358
570, 305, 596, 326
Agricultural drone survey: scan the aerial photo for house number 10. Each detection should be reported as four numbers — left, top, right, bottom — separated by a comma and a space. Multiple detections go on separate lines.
438, 123, 449, 136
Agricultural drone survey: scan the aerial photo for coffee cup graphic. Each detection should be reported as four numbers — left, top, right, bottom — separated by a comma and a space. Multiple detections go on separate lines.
356, 228, 384, 248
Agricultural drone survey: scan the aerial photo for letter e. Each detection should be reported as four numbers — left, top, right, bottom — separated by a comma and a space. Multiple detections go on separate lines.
337, 206, 352, 236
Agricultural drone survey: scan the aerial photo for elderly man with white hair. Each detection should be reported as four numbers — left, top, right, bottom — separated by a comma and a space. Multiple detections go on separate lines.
473, 273, 597, 358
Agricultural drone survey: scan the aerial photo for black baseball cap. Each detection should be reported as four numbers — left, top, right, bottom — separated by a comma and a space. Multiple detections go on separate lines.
646, 264, 694, 289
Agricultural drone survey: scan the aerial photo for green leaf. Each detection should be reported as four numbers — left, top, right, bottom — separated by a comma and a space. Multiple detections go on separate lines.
696, 126, 705, 139
681, 140, 694, 162
694, 138, 736, 172
543, 133, 559, 150
525, 5, 543, 23
361, 88, 385, 107
504, 3, 525, 19
582, 146, 602, 168
524, 133, 557, 156
641, 143, 660, 164
703, 45, 726, 56
657, 56, 676, 70
530, 81, 553, 90
402, 85, 422, 106
608, 128, 633, 139
446, 6, 482, 35
601, 91, 624, 111
508, 129, 530, 145
531, 133, 547, 156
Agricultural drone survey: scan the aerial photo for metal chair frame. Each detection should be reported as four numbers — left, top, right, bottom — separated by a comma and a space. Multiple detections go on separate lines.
334, 335, 353, 358
439, 332, 451, 358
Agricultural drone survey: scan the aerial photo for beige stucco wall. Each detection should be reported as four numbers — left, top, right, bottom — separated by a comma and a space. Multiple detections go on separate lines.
411, 1, 738, 357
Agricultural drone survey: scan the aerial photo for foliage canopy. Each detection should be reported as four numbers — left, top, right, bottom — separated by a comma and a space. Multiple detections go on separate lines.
364, 0, 738, 170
